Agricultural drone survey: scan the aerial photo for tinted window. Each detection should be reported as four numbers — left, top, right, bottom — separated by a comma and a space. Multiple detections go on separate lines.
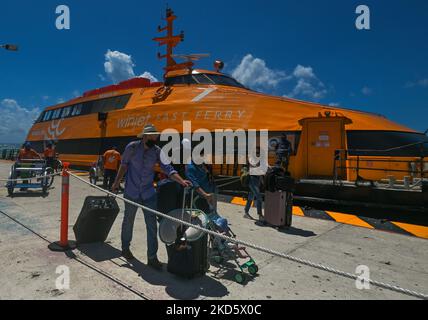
206, 74, 246, 88
165, 74, 246, 89
193, 74, 214, 84
36, 94, 131, 122
43, 111, 52, 121
61, 106, 72, 118
347, 131, 428, 157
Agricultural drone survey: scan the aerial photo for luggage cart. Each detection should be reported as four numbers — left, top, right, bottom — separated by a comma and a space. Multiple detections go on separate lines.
5, 159, 54, 196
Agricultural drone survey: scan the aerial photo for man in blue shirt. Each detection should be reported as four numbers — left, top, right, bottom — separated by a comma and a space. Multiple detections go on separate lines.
112, 124, 191, 270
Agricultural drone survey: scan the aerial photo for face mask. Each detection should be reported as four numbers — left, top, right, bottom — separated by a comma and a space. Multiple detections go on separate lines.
145, 140, 157, 148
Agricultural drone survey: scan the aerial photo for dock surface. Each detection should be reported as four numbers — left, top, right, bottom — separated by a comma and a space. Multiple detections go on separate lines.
0, 161, 427, 300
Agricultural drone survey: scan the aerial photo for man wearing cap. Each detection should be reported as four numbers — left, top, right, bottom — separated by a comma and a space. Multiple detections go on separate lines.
111, 124, 192, 270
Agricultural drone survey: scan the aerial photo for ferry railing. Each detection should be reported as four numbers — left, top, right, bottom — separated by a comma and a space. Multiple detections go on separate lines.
0, 148, 20, 160
333, 141, 428, 187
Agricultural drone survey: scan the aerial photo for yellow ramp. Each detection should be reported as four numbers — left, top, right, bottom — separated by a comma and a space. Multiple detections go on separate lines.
326, 211, 374, 229
392, 222, 428, 239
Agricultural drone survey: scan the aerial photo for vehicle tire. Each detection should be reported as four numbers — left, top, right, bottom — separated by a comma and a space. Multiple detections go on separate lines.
46, 167, 55, 187
55, 160, 63, 173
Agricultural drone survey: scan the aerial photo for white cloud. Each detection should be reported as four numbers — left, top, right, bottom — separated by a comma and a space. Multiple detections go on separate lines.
361, 86, 373, 96
139, 71, 158, 82
405, 78, 428, 88
104, 50, 136, 83
288, 65, 327, 100
231, 54, 288, 90
293, 65, 316, 79
329, 102, 340, 107
103, 49, 158, 84
0, 99, 41, 143
230, 54, 329, 101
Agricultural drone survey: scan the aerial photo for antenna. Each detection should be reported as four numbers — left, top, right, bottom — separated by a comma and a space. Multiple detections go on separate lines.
171, 53, 210, 63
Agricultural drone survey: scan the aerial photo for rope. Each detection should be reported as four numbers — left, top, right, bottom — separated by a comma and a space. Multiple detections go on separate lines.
68, 171, 428, 300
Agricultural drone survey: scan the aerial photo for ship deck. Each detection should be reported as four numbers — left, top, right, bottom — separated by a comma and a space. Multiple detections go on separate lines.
0, 160, 427, 300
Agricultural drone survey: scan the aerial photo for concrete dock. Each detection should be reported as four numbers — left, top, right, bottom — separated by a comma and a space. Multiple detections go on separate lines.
0, 161, 427, 300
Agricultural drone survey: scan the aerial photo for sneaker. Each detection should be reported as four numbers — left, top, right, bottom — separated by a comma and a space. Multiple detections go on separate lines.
243, 213, 252, 220
258, 214, 265, 222
148, 257, 163, 270
122, 248, 135, 260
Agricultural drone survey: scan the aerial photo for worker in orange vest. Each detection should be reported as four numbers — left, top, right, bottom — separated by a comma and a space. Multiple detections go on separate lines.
103, 146, 121, 190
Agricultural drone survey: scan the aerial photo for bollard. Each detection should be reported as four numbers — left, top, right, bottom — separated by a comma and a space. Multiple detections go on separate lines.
48, 162, 77, 252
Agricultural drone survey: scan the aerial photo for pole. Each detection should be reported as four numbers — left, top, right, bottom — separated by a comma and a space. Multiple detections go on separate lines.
60, 163, 70, 246
48, 162, 77, 251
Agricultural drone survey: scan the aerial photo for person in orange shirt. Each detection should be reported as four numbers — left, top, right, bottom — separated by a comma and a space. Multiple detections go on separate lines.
18, 142, 41, 161
43, 142, 56, 169
17, 142, 42, 191
103, 146, 121, 190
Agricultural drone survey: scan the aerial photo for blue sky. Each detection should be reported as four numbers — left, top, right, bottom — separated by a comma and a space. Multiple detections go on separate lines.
0, 0, 427, 142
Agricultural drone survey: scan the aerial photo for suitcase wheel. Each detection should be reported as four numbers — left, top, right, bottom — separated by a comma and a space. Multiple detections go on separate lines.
234, 272, 246, 284
248, 264, 258, 275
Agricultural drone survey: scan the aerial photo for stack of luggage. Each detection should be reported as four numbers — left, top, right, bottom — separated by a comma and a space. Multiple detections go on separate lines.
157, 180, 209, 279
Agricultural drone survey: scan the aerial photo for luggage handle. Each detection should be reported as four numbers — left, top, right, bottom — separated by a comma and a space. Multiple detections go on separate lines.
178, 186, 194, 241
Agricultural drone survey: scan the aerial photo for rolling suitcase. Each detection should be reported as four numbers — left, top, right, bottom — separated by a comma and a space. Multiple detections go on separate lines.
264, 191, 293, 228
73, 196, 119, 244
166, 234, 209, 278
165, 188, 209, 278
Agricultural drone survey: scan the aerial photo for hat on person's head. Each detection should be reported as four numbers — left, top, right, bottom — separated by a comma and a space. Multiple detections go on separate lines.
137, 124, 160, 138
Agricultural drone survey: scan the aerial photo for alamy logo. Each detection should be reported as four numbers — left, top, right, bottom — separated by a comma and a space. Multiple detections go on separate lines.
355, 5, 371, 30
159, 121, 270, 175
56, 5, 70, 30
55, 265, 70, 290
355, 265, 371, 290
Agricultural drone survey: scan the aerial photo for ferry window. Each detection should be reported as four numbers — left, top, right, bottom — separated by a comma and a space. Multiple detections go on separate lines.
61, 106, 72, 118
347, 131, 428, 157
72, 104, 82, 116
193, 74, 214, 85
206, 74, 246, 88
89, 94, 131, 113
164, 75, 198, 86
36, 112, 44, 123
43, 111, 52, 121
51, 108, 61, 120
115, 94, 131, 109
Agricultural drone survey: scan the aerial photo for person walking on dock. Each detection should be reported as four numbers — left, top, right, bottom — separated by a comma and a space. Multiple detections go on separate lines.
111, 124, 191, 270
43, 142, 56, 170
102, 146, 121, 191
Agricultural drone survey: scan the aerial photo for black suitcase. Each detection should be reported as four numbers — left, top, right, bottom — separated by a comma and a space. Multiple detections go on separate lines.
166, 234, 209, 278
157, 179, 183, 215
73, 196, 119, 244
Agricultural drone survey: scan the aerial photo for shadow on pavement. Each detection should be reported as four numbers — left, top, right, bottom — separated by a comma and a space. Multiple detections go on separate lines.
73, 242, 229, 300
